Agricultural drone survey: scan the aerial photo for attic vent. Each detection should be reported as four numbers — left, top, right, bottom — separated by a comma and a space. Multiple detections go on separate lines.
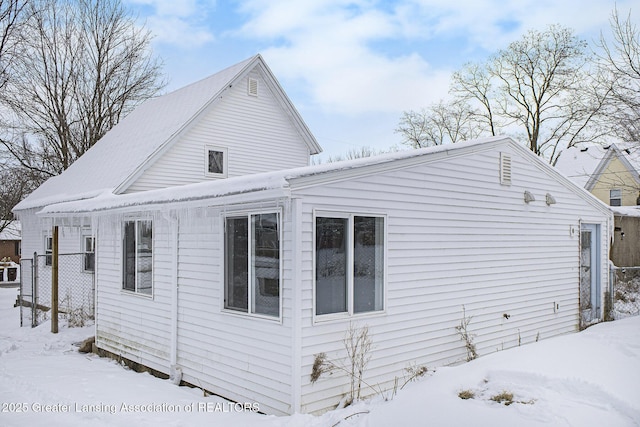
500, 152, 512, 185
247, 78, 258, 97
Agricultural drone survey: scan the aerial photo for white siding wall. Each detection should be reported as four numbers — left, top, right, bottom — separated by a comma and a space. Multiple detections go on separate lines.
94, 214, 173, 373
294, 145, 610, 413
92, 202, 296, 415
17, 209, 46, 260
124, 69, 311, 193
174, 202, 295, 415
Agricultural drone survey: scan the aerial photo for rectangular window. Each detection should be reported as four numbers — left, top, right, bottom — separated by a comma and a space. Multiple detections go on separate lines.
83, 236, 95, 272
225, 212, 280, 317
315, 214, 385, 317
44, 236, 52, 266
123, 220, 153, 295
205, 146, 228, 177
610, 189, 622, 206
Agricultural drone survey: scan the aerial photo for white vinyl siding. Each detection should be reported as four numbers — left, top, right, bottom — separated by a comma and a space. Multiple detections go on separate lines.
47, 139, 611, 416
294, 146, 610, 413
95, 215, 173, 374
174, 204, 294, 415
124, 70, 310, 193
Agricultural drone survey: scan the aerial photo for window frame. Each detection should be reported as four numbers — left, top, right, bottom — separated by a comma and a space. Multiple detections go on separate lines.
610, 188, 622, 206
122, 219, 154, 297
313, 210, 387, 322
44, 235, 52, 266
204, 145, 228, 178
222, 209, 282, 320
83, 234, 96, 272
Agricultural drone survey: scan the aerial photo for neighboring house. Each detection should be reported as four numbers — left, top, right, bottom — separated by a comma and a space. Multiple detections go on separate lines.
0, 221, 21, 263
555, 143, 640, 266
0, 221, 21, 283
555, 143, 640, 206
14, 55, 612, 415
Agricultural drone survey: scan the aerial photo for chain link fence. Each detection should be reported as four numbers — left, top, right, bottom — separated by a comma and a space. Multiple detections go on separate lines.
19, 253, 95, 328
609, 266, 640, 320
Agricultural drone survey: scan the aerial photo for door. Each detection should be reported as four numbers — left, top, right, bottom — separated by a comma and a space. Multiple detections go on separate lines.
580, 224, 601, 328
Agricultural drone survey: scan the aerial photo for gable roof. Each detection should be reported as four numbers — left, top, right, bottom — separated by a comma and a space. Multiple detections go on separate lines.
14, 54, 320, 212
555, 143, 640, 190
37, 137, 611, 218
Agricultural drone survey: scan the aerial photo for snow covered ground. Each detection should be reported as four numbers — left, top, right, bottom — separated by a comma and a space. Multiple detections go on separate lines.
0, 286, 638, 427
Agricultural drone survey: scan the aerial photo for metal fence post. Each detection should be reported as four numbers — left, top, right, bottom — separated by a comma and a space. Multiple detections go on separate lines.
51, 226, 59, 333
32, 252, 38, 328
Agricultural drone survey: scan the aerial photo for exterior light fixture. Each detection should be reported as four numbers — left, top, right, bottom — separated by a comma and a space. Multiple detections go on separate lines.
545, 193, 556, 205
524, 191, 535, 203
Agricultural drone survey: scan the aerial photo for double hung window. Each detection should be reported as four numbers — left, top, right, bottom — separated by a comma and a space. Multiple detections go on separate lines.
315, 214, 385, 317
44, 236, 53, 266
225, 212, 280, 317
123, 220, 153, 295
83, 236, 95, 272
610, 189, 622, 206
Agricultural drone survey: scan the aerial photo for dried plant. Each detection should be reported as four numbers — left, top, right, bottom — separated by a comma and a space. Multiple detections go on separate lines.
310, 323, 374, 405
455, 305, 478, 362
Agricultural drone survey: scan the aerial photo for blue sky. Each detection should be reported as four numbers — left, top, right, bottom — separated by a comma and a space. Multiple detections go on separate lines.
123, 0, 637, 158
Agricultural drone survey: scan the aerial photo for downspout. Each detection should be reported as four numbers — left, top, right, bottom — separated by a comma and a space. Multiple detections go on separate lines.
93, 218, 99, 350
291, 197, 303, 413
167, 211, 181, 383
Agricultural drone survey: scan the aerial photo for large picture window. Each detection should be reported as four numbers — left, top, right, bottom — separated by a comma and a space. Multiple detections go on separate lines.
123, 220, 153, 295
315, 214, 385, 316
225, 212, 280, 317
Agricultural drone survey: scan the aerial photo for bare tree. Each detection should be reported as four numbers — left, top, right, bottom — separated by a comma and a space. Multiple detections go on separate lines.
0, 0, 29, 92
396, 100, 485, 148
400, 25, 606, 164
1, 0, 164, 177
597, 8, 640, 142
0, 165, 39, 233
451, 62, 500, 137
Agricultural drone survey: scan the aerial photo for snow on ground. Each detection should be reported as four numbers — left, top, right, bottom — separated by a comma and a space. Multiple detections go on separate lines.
0, 286, 639, 427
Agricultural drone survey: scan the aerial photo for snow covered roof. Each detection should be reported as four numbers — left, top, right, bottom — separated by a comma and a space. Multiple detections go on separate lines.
610, 206, 640, 217
554, 145, 607, 188
14, 54, 320, 212
37, 137, 610, 217
554, 143, 640, 189
0, 221, 21, 240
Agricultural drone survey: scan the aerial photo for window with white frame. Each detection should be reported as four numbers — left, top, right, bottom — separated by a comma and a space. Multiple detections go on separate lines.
83, 235, 95, 272
205, 146, 228, 177
123, 220, 153, 295
224, 212, 280, 317
315, 214, 385, 316
44, 235, 52, 266
610, 189, 622, 206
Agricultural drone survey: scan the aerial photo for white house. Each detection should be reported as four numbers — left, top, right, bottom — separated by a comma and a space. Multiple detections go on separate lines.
14, 55, 612, 415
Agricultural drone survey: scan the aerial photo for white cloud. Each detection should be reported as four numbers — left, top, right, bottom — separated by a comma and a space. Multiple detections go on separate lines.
125, 0, 217, 48
236, 1, 452, 114
234, 0, 636, 116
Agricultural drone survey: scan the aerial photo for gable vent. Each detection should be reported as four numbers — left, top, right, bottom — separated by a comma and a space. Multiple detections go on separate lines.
500, 152, 512, 185
247, 77, 258, 96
